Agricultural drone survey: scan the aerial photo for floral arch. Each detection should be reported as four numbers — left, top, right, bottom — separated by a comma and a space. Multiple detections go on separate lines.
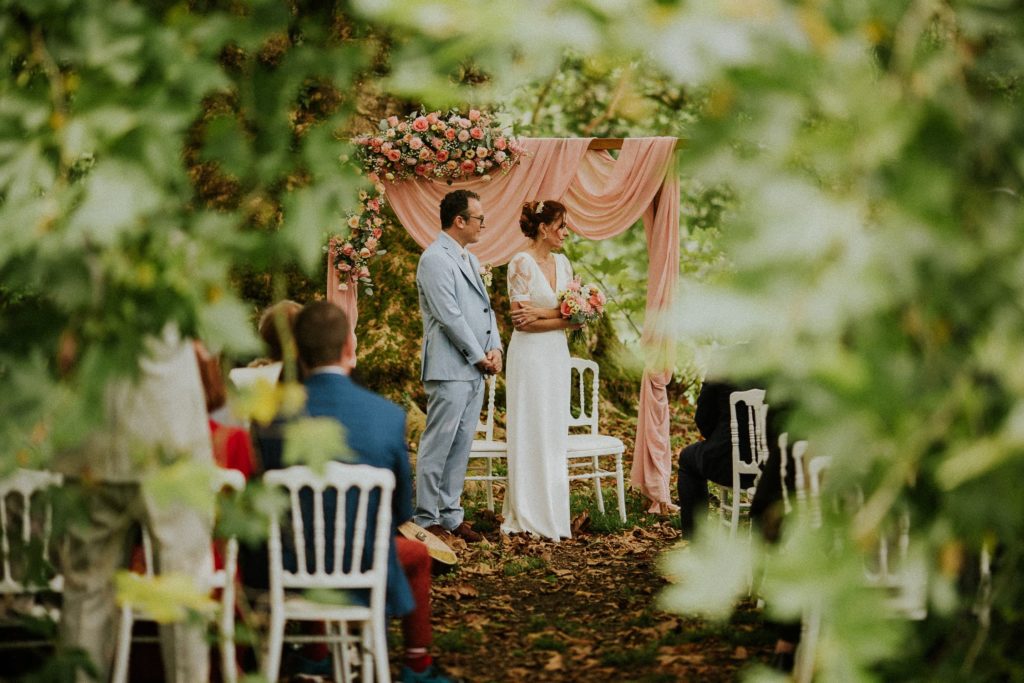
328, 111, 681, 512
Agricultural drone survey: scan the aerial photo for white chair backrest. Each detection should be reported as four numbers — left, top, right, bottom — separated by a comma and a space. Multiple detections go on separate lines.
790, 441, 809, 501
475, 374, 497, 442
778, 433, 791, 515
0, 469, 63, 594
568, 358, 600, 435
807, 455, 832, 528
728, 389, 767, 481
264, 462, 395, 591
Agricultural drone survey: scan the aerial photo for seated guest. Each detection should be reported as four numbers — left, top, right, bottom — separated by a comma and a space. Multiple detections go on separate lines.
258, 301, 453, 683
677, 379, 757, 537
228, 299, 302, 390
194, 340, 255, 480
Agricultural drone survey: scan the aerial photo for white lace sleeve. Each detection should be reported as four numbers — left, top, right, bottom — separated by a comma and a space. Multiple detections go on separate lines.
507, 253, 533, 303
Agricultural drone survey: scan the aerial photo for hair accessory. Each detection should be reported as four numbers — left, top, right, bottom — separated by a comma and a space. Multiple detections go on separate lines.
535, 201, 545, 215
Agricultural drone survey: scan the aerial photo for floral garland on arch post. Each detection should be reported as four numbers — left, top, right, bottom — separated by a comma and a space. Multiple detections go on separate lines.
326, 108, 525, 294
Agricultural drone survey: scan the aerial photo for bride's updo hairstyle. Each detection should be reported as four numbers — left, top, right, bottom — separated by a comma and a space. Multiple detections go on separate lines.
520, 200, 567, 239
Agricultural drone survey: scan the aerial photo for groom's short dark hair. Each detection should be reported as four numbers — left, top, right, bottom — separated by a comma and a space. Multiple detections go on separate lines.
440, 189, 480, 230
295, 301, 349, 369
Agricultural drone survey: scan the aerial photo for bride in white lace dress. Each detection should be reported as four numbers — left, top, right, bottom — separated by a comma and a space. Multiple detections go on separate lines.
501, 200, 581, 540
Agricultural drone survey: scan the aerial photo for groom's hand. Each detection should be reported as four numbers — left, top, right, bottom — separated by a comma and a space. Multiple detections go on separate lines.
485, 349, 503, 375
475, 357, 495, 374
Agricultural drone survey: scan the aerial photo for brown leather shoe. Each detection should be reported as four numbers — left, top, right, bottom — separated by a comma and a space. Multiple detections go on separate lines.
424, 524, 451, 540
449, 521, 483, 543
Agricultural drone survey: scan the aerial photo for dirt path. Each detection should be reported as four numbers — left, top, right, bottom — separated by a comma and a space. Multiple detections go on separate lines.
405, 517, 775, 682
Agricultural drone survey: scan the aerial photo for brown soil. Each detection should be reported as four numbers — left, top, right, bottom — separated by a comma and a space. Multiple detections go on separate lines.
394, 512, 776, 682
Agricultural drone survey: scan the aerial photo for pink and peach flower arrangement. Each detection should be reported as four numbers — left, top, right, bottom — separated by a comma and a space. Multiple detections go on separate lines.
327, 109, 525, 293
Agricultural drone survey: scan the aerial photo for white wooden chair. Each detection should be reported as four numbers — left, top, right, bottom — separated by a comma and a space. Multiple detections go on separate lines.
717, 389, 769, 537
0, 469, 64, 613
566, 358, 627, 522
794, 454, 926, 683
111, 468, 246, 683
263, 462, 394, 683
465, 374, 507, 512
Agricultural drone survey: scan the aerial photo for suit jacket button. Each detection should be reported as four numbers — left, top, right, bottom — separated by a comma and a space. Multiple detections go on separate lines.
486, 330, 490, 334
484, 308, 489, 313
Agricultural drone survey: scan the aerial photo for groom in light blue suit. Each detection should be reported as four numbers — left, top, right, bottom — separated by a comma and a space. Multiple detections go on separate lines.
414, 189, 502, 542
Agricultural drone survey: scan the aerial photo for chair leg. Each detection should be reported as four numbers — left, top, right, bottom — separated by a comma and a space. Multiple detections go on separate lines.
486, 458, 495, 512
111, 604, 134, 683
264, 610, 286, 683
373, 617, 390, 683
592, 456, 606, 513
220, 559, 238, 683
614, 454, 626, 523
337, 620, 357, 683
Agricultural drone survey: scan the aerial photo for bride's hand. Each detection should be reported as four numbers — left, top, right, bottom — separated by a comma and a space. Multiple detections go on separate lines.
511, 303, 544, 328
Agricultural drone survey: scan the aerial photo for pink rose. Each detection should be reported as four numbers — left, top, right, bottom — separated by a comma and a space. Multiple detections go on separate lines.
372, 228, 382, 238
458, 117, 471, 129
397, 122, 408, 133
567, 278, 581, 292
494, 150, 507, 163
470, 127, 484, 140
431, 137, 444, 149
402, 133, 412, 144
426, 111, 440, 125
386, 149, 401, 162
458, 129, 470, 143
423, 162, 435, 174
365, 237, 378, 250
435, 149, 449, 162
409, 136, 424, 150
414, 164, 426, 176
341, 243, 355, 256
468, 109, 481, 121
494, 136, 507, 150
381, 141, 393, 151
367, 172, 380, 184
560, 301, 573, 317
405, 157, 417, 165
412, 116, 429, 132
460, 159, 476, 174
476, 146, 488, 158
367, 198, 380, 212
338, 262, 352, 272
359, 247, 371, 258
387, 115, 399, 127
444, 128, 456, 140
418, 148, 433, 160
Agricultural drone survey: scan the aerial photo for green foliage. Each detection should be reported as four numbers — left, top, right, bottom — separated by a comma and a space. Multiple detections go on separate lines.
655, 2, 1024, 680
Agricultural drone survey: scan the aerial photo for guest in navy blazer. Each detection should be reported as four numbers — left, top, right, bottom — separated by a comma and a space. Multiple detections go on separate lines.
262, 301, 452, 683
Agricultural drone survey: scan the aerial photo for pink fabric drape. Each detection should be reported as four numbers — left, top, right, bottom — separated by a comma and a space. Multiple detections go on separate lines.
327, 137, 679, 508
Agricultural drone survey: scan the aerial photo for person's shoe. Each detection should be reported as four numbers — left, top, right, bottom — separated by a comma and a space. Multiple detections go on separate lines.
769, 649, 795, 672
449, 521, 483, 543
424, 524, 451, 539
401, 663, 457, 683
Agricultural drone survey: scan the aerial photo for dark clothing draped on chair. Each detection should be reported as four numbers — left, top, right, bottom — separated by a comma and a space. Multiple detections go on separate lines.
677, 381, 757, 537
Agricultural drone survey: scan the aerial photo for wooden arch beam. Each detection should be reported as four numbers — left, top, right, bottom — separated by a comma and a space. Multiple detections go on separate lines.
586, 138, 686, 151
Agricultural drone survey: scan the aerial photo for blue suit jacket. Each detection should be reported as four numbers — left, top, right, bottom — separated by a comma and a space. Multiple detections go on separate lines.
259, 371, 415, 617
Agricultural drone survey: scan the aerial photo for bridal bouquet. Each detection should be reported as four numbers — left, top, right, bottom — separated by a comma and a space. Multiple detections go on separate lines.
558, 277, 606, 339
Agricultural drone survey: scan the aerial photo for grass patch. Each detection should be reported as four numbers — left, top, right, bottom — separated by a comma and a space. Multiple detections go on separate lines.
600, 642, 658, 667
569, 487, 679, 534
434, 626, 481, 653
503, 556, 547, 576
531, 633, 567, 652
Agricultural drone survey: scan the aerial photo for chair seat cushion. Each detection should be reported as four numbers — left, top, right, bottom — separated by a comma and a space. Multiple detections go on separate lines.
283, 595, 374, 622
566, 434, 625, 456
471, 440, 507, 453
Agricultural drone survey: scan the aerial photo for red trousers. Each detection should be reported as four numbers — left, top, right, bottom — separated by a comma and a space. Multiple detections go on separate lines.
395, 536, 432, 650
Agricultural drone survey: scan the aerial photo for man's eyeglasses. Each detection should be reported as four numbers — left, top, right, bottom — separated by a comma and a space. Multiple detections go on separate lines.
462, 213, 486, 227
